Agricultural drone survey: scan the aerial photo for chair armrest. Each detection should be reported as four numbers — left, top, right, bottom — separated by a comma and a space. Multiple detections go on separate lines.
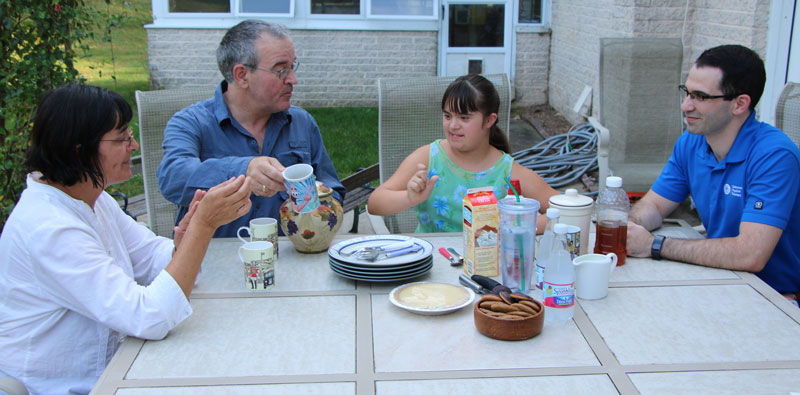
588, 116, 610, 191
0, 377, 28, 395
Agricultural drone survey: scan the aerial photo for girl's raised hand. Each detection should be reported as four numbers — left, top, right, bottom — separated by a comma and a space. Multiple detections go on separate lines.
407, 163, 438, 205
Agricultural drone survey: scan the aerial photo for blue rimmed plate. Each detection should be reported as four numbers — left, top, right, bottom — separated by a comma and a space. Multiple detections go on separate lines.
328, 235, 433, 267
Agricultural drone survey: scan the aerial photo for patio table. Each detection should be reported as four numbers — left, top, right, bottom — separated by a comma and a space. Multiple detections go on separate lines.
91, 232, 800, 394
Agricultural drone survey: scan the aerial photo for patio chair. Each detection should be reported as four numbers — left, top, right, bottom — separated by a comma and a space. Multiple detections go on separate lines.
135, 86, 214, 237
370, 73, 511, 234
595, 38, 684, 192
0, 377, 28, 395
775, 81, 800, 148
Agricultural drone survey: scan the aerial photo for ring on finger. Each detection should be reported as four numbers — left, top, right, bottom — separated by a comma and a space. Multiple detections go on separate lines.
262, 184, 267, 193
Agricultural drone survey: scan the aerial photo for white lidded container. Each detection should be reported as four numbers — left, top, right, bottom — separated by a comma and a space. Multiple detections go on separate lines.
548, 189, 594, 255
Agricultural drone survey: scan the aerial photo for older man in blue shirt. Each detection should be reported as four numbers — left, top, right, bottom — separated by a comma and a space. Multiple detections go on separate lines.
627, 45, 800, 300
158, 20, 344, 237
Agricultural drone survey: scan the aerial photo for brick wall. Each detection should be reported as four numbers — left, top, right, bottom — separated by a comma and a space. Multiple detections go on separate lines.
549, 0, 770, 124
513, 31, 551, 106
147, 29, 437, 107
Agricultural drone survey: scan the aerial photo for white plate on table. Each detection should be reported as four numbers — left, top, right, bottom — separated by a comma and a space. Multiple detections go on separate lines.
329, 256, 432, 275
389, 282, 475, 315
328, 235, 433, 267
329, 261, 433, 282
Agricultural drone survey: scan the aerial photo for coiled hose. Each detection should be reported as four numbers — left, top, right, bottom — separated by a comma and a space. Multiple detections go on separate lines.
511, 122, 598, 194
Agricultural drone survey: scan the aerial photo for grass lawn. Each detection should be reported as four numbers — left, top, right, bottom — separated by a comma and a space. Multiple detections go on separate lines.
75, 0, 378, 202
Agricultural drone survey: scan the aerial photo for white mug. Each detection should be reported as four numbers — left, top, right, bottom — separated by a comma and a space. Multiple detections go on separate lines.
238, 241, 275, 290
237, 217, 278, 259
573, 253, 618, 300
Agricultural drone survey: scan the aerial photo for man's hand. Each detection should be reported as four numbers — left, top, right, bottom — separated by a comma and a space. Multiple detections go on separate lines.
407, 163, 438, 206
247, 156, 287, 197
627, 221, 655, 258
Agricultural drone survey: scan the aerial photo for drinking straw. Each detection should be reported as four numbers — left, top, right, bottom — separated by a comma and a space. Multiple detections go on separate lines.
504, 177, 525, 292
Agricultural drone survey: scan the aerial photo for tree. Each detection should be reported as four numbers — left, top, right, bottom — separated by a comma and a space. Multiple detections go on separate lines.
0, 0, 97, 228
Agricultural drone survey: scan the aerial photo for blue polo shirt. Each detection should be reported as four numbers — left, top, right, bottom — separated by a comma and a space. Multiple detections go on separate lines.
157, 81, 345, 237
652, 112, 800, 293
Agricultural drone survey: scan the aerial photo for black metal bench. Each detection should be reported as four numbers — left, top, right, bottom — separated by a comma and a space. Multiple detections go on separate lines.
340, 163, 379, 233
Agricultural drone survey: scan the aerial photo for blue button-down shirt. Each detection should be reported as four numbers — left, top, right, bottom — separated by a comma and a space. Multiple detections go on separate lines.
157, 81, 345, 237
653, 111, 800, 293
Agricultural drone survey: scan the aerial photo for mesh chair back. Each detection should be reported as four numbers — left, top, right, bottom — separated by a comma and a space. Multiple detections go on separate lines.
377, 73, 511, 233
135, 87, 215, 237
599, 38, 683, 192
775, 81, 800, 148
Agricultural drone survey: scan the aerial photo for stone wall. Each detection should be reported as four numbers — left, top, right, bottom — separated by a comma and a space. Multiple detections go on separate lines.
147, 29, 437, 107
548, 0, 771, 124
513, 31, 551, 106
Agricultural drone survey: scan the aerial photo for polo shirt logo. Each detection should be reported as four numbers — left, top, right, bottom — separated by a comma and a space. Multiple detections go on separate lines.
755, 201, 764, 210
724, 183, 743, 197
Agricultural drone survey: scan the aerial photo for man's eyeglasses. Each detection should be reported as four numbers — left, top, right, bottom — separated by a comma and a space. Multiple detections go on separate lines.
247, 60, 299, 81
101, 128, 135, 149
679, 85, 737, 102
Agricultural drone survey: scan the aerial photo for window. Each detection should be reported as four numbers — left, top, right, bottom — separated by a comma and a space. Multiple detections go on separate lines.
370, 0, 435, 17
518, 0, 542, 24
169, 0, 229, 13
449, 4, 504, 47
311, 0, 359, 14
242, 0, 291, 14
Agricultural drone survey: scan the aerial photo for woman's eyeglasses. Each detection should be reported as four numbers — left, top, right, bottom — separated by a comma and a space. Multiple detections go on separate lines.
101, 128, 135, 148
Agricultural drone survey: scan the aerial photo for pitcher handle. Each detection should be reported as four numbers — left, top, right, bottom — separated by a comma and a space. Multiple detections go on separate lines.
607, 253, 618, 273
237, 226, 250, 243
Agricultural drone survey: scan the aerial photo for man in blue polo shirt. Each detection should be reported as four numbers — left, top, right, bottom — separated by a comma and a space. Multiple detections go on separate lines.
158, 20, 345, 237
627, 45, 800, 301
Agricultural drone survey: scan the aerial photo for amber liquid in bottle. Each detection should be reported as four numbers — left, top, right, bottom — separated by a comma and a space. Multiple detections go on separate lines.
594, 219, 627, 266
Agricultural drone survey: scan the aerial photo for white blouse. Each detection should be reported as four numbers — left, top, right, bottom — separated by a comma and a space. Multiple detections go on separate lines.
0, 174, 192, 395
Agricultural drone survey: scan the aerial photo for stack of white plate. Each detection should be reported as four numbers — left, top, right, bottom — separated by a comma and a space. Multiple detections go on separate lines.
327, 235, 434, 282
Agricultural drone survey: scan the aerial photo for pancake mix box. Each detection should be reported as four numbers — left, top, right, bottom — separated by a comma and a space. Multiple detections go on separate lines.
463, 187, 499, 277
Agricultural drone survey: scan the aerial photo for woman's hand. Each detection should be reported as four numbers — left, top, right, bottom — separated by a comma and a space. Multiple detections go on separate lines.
173, 189, 206, 250
406, 163, 438, 206
193, 175, 253, 231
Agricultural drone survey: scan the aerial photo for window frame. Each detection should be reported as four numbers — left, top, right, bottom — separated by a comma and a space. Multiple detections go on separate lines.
513, 0, 550, 32
149, 0, 545, 31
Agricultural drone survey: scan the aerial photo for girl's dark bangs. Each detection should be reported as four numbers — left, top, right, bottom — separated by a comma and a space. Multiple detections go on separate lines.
443, 83, 479, 114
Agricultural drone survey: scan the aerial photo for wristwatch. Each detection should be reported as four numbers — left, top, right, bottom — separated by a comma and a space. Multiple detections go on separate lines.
651, 235, 666, 260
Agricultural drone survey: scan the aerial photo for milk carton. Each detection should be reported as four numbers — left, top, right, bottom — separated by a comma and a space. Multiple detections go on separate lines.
463, 187, 500, 277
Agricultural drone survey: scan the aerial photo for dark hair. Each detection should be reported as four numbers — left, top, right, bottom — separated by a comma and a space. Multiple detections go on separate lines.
217, 20, 290, 83
441, 74, 510, 153
695, 45, 766, 110
25, 84, 132, 188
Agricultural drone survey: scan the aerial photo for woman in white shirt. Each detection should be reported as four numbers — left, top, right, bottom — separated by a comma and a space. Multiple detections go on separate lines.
0, 84, 253, 395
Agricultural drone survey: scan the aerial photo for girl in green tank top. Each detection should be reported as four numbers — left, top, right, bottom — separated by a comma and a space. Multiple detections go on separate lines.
367, 74, 558, 234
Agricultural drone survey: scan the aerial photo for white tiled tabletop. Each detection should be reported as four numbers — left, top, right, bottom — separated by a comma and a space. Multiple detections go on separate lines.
92, 234, 800, 395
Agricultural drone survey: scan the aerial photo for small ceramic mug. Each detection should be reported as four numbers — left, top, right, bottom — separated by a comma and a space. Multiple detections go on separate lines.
282, 163, 319, 214
238, 241, 275, 291
573, 253, 618, 300
237, 217, 278, 259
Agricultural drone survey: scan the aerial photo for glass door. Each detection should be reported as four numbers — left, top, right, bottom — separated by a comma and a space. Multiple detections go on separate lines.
439, 0, 512, 76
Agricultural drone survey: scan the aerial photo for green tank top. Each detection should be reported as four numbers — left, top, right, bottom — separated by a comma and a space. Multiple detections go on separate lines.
414, 139, 514, 232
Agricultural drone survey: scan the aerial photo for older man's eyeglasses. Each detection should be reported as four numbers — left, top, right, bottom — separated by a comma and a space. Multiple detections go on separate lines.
101, 128, 135, 149
678, 85, 737, 102
247, 60, 300, 80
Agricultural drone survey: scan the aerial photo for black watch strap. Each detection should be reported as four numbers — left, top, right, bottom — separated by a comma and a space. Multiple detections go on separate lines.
651, 235, 666, 260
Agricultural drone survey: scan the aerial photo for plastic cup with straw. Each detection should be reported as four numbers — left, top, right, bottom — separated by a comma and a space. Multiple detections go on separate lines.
504, 176, 526, 293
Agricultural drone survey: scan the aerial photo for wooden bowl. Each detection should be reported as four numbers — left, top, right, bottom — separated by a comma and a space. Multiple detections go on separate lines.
473, 299, 544, 341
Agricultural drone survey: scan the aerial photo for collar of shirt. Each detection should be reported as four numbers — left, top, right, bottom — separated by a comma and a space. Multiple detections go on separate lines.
212, 81, 293, 154
700, 111, 759, 168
